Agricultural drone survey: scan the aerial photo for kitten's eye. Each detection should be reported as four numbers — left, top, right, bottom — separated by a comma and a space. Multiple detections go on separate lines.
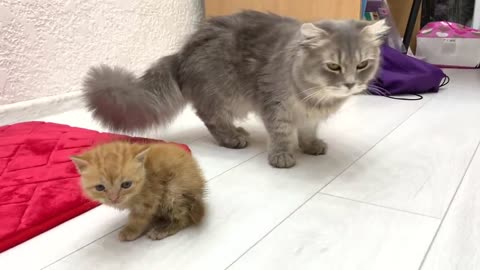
326, 63, 341, 72
121, 181, 132, 189
357, 61, 368, 70
95, 184, 105, 192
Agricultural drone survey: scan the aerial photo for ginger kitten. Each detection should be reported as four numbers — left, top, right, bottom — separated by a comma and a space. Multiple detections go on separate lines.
71, 141, 206, 241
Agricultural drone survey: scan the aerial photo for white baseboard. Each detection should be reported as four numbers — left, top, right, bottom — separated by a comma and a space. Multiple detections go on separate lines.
0, 91, 84, 126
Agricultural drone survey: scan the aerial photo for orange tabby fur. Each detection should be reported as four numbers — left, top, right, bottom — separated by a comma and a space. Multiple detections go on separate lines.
71, 141, 205, 241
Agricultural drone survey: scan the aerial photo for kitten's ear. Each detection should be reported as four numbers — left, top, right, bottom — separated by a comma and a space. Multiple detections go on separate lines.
300, 23, 329, 47
361, 19, 390, 45
70, 156, 89, 173
134, 147, 150, 164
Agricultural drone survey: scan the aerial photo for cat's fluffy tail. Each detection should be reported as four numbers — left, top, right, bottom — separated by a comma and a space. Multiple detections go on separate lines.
82, 55, 185, 132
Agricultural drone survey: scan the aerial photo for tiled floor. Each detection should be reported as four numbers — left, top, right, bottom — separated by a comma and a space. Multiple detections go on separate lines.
1, 70, 479, 270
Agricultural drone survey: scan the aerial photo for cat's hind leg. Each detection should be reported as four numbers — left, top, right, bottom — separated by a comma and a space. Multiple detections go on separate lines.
147, 197, 204, 240
147, 219, 186, 240
195, 106, 249, 149
297, 118, 327, 155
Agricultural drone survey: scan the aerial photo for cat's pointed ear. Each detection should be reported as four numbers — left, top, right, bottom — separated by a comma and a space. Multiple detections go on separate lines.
300, 23, 329, 47
134, 147, 150, 164
70, 156, 89, 173
361, 19, 390, 45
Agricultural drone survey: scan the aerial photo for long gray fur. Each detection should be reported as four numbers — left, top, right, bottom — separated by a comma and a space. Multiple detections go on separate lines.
83, 11, 389, 168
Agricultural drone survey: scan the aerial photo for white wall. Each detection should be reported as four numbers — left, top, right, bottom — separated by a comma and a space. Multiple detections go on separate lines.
0, 0, 203, 105
473, 0, 480, 29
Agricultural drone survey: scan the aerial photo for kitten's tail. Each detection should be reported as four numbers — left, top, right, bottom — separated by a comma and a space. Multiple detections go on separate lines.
82, 54, 185, 132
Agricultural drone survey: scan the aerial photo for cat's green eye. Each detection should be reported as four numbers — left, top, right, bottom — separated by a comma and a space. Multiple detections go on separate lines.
95, 184, 105, 192
121, 181, 132, 189
357, 61, 368, 70
326, 63, 341, 72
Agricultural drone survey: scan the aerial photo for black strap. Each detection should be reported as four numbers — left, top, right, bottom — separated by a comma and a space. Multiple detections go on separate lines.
440, 75, 450, 87
384, 94, 423, 101
368, 75, 450, 101
386, 75, 449, 101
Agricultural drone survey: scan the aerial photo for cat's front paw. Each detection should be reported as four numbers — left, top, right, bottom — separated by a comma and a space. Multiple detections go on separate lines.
118, 227, 142, 241
268, 152, 296, 168
300, 139, 328, 155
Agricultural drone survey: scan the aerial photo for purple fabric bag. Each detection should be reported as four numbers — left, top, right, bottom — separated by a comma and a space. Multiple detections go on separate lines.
368, 45, 449, 99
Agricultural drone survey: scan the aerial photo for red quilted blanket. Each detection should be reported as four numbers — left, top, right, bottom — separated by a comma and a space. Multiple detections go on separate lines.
0, 121, 190, 252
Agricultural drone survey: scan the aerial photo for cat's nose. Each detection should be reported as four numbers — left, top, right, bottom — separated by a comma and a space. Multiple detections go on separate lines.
344, 83, 355, 89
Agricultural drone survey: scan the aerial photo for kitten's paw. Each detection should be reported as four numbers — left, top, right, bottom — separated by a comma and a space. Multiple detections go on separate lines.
118, 227, 142, 241
220, 135, 248, 149
300, 139, 328, 155
147, 229, 176, 241
268, 152, 296, 168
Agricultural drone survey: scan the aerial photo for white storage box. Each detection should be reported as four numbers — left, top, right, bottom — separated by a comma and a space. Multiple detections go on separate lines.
416, 21, 480, 68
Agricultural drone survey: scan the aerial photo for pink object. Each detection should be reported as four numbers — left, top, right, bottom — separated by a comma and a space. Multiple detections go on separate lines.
417, 21, 480, 39
417, 21, 480, 68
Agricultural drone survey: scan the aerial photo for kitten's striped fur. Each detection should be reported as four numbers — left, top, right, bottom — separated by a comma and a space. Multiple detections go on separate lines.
71, 141, 205, 241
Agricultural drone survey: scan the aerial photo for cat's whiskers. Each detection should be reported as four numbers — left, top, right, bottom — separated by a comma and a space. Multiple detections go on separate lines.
302, 90, 330, 106
300, 85, 322, 94
314, 93, 330, 106
301, 85, 329, 103
302, 90, 320, 101
302, 91, 324, 103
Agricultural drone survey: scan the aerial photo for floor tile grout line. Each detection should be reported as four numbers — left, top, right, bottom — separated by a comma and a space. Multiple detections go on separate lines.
40, 225, 124, 270
318, 96, 433, 192
207, 150, 267, 183
224, 97, 433, 270
187, 134, 266, 176
318, 192, 440, 220
185, 134, 208, 144
417, 139, 480, 270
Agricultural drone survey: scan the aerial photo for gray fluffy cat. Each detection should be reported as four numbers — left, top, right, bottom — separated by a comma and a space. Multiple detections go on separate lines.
83, 11, 389, 168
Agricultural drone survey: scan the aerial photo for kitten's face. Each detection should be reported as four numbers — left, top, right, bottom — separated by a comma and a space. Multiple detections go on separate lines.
71, 143, 150, 208
293, 19, 389, 104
